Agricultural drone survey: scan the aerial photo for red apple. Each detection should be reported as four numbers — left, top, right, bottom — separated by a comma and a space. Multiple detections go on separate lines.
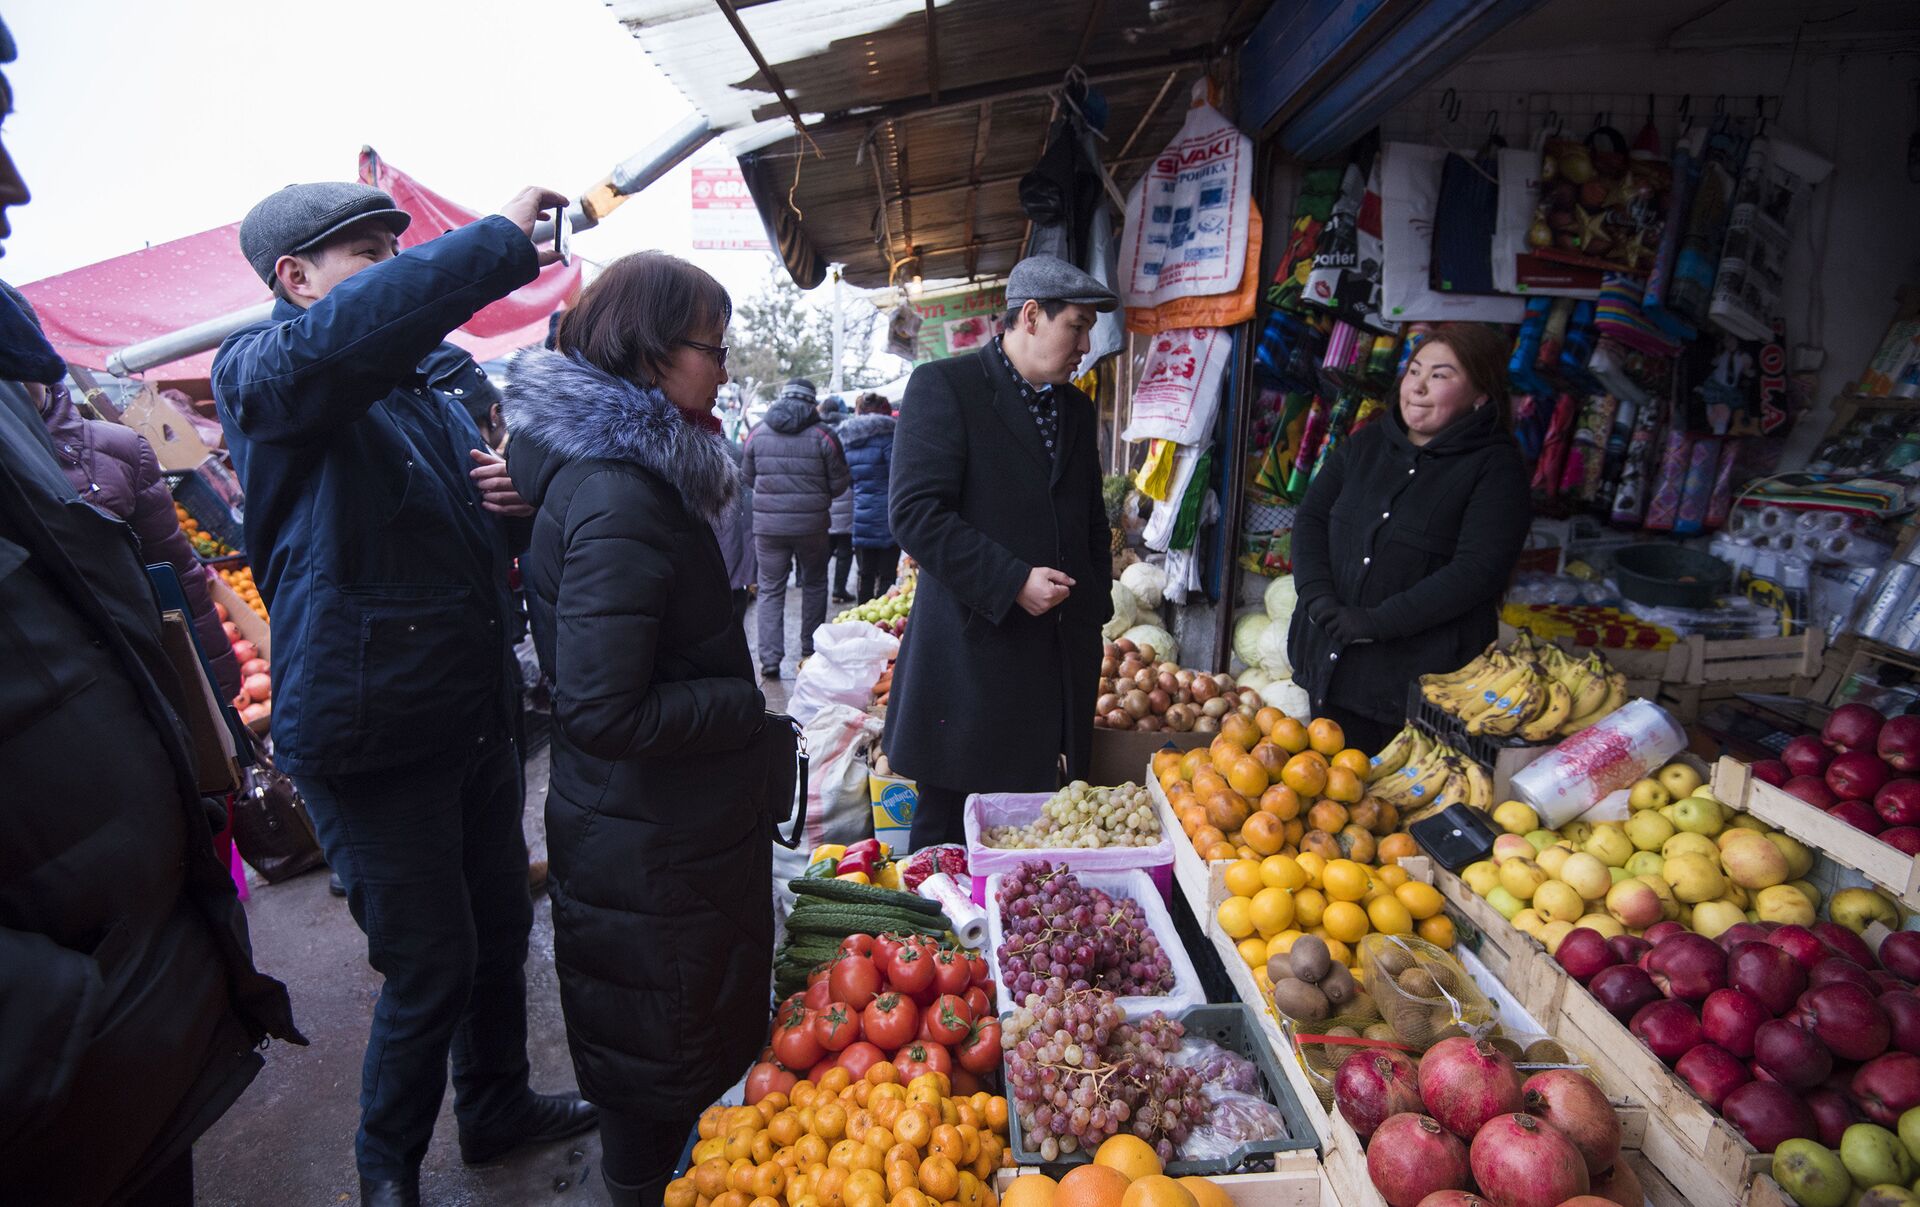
1727, 943, 1808, 1017
1767, 925, 1830, 970
1643, 921, 1689, 947
1829, 751, 1895, 801
1804, 1088, 1864, 1147
1630, 998, 1706, 1064
1874, 971, 1914, 994
1882, 825, 1920, 855
1588, 964, 1663, 1023
1825, 702, 1887, 753
1882, 990, 1920, 1056
1880, 714, 1920, 773
1675, 1042, 1752, 1109
1722, 1080, 1819, 1152
1750, 758, 1791, 787
1717, 923, 1775, 953
1647, 932, 1730, 1003
1555, 928, 1621, 983
1754, 1017, 1833, 1089
1876, 780, 1920, 828
1608, 935, 1653, 966
1880, 932, 1920, 983
1793, 982, 1891, 1062
1813, 922, 1879, 970
1808, 957, 1875, 994
1829, 798, 1885, 835
1781, 735, 1835, 779
1851, 1050, 1920, 1125
1782, 775, 1839, 811
1702, 987, 1772, 1057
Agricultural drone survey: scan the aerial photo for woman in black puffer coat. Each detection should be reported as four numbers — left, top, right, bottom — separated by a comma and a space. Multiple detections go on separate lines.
505, 252, 774, 1207
1288, 323, 1532, 756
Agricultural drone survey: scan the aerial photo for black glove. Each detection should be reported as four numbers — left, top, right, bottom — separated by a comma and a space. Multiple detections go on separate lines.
1322, 606, 1376, 646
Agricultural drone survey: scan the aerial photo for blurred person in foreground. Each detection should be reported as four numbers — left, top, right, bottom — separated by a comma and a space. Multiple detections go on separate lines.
212, 177, 594, 1204
504, 252, 778, 1206
0, 19, 304, 1205
884, 255, 1115, 846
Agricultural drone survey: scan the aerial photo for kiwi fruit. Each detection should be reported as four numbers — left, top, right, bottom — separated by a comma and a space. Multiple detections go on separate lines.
1524, 1038, 1572, 1064
1428, 1023, 1469, 1045
1272, 977, 1331, 1022
1266, 953, 1291, 984
1290, 936, 1332, 984
1363, 1022, 1398, 1043
1397, 966, 1440, 999
1371, 942, 1416, 980
1320, 964, 1359, 1007
1488, 1035, 1524, 1061
1426, 963, 1464, 995
1345, 990, 1382, 1023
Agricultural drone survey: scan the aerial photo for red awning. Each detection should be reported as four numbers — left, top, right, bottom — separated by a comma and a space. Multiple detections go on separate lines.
20, 152, 579, 379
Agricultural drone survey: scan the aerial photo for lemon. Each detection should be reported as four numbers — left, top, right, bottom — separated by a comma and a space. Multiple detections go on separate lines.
1249, 886, 1297, 937
1394, 881, 1445, 920
1260, 853, 1308, 892
1223, 859, 1265, 899
1216, 896, 1255, 939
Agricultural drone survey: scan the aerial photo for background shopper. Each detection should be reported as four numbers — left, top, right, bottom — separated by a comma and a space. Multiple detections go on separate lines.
840, 391, 899, 602
743, 376, 850, 677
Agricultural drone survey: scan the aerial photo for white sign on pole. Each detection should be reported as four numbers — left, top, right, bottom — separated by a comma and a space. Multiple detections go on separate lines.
690, 167, 771, 251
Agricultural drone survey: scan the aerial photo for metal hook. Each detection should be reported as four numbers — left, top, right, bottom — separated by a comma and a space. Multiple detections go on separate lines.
1543, 108, 1561, 136
1678, 94, 1693, 133
1439, 88, 1462, 123
1485, 110, 1501, 138
1714, 93, 1727, 115
1592, 109, 1610, 132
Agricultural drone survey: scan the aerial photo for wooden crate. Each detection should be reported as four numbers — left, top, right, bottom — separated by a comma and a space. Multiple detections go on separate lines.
1714, 755, 1920, 907
1657, 630, 1824, 721
1148, 771, 1216, 916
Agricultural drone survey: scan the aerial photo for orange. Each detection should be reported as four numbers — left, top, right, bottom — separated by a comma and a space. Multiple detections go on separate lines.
955, 1171, 988, 1207
1377, 833, 1418, 864
1331, 748, 1373, 778
819, 1067, 853, 1096
1000, 1173, 1057, 1207
817, 1102, 849, 1141
1322, 859, 1370, 902
918, 1155, 961, 1202
796, 1134, 829, 1168
1249, 739, 1289, 780
1236, 935, 1269, 967
895, 1108, 931, 1148
892, 1191, 935, 1207
1178, 748, 1212, 780
1270, 716, 1310, 754
1203, 840, 1236, 862
887, 1144, 919, 1171
1223, 859, 1264, 899
725, 1128, 759, 1162
701, 1106, 729, 1139
695, 1158, 732, 1199
1191, 824, 1226, 853
1225, 757, 1269, 798
1323, 766, 1363, 804
986, 1097, 1009, 1134
1257, 783, 1301, 820
1054, 1163, 1131, 1207
818, 1169, 850, 1207
770, 1111, 804, 1146
1119, 1175, 1197, 1207
867, 1061, 900, 1085
750, 1198, 782, 1207
1151, 750, 1183, 781
1177, 804, 1207, 835
1396, 881, 1445, 919
1177, 1180, 1232, 1207
847, 1169, 889, 1207
1419, 914, 1457, 948
1323, 900, 1369, 944
1220, 714, 1262, 752
1308, 717, 1346, 757
666, 1178, 699, 1207
888, 1163, 921, 1195
1242, 811, 1285, 856
929, 1124, 965, 1163
1280, 754, 1327, 798
752, 1164, 790, 1199
1254, 706, 1284, 736
1306, 800, 1349, 834
712, 1192, 750, 1207
1191, 767, 1228, 800
1204, 790, 1251, 834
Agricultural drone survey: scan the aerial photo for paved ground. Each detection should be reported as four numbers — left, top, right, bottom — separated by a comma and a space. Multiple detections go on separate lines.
194, 586, 819, 1205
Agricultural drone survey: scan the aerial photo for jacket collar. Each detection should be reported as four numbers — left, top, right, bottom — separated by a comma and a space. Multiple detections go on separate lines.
502, 347, 738, 520
1382, 397, 1506, 457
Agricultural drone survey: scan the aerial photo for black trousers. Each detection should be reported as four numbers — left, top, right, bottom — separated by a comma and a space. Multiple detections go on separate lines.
828, 533, 853, 597
600, 1108, 699, 1205
856, 544, 900, 602
1318, 703, 1400, 759
907, 781, 970, 850
123, 1150, 192, 1207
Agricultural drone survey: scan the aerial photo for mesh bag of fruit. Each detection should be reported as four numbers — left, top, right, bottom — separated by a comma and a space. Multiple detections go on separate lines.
1359, 935, 1496, 1049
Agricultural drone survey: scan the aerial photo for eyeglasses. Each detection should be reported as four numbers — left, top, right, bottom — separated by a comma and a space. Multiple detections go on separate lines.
680, 338, 730, 368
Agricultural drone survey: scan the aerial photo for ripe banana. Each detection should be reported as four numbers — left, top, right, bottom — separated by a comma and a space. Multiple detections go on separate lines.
1518, 679, 1573, 743
1557, 670, 1629, 737
1463, 760, 1495, 810
1419, 644, 1499, 689
1368, 725, 1420, 782
1566, 655, 1610, 718
1474, 663, 1550, 737
1423, 651, 1509, 711
1455, 660, 1534, 729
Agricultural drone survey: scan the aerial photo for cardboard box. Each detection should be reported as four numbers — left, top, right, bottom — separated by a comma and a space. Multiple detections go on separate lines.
868, 773, 916, 850
1087, 728, 1208, 788
119, 383, 215, 472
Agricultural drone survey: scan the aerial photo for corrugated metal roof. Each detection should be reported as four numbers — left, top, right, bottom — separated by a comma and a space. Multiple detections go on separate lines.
608, 0, 1256, 286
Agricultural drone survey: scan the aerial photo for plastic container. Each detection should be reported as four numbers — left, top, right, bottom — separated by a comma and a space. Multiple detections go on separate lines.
1005, 1003, 1317, 1173
1612, 543, 1730, 608
984, 868, 1205, 1023
1508, 699, 1687, 828
965, 791, 1175, 906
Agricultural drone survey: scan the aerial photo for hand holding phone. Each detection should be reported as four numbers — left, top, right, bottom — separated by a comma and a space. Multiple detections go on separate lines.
551, 207, 570, 268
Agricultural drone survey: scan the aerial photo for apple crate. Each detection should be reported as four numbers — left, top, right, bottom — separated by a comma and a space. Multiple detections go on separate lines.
1713, 756, 1920, 909
1657, 632, 1823, 723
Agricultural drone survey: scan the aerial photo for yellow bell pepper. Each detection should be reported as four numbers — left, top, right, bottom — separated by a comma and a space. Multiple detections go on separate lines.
875, 863, 903, 890
810, 843, 847, 864
835, 871, 872, 885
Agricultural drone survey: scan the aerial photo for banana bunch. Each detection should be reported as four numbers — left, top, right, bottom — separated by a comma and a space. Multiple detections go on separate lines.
1417, 631, 1627, 743
1367, 724, 1493, 821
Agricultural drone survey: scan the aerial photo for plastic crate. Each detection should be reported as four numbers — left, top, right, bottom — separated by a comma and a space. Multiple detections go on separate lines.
1005, 1002, 1319, 1174
1404, 681, 1545, 766
171, 468, 246, 557
964, 792, 1175, 906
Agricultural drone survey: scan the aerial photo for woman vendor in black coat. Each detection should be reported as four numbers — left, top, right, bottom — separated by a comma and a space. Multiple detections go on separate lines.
1288, 322, 1532, 755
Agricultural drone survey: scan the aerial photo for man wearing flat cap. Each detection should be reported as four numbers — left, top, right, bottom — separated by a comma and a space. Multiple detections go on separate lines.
884, 254, 1117, 845
212, 182, 594, 1206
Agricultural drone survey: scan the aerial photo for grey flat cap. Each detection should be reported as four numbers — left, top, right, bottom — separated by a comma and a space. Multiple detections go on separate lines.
240, 182, 411, 285
1005, 254, 1118, 313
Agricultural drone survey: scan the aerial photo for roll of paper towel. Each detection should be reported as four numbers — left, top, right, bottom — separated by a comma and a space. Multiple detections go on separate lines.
916, 872, 988, 950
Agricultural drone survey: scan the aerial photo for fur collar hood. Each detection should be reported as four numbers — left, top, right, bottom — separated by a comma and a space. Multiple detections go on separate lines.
503, 348, 738, 520
837, 413, 894, 449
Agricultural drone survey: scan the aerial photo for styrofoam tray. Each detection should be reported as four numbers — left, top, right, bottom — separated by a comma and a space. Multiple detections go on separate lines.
984, 867, 1205, 1023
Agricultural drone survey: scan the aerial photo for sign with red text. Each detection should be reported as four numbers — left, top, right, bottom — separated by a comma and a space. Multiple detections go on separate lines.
691, 167, 770, 251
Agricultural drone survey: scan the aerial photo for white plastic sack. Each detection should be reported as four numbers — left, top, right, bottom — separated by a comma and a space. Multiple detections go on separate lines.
1379, 142, 1527, 324
786, 622, 899, 726
771, 703, 883, 904
1121, 327, 1234, 446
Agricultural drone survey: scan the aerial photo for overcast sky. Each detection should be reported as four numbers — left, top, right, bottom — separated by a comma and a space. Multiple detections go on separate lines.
2, 0, 790, 307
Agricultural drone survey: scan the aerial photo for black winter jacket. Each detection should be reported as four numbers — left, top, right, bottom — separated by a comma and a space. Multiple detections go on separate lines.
0, 382, 303, 1205
742, 396, 850, 538
1288, 402, 1531, 727
504, 349, 776, 1118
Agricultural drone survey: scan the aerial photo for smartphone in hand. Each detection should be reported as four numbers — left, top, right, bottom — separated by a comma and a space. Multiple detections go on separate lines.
552, 207, 570, 267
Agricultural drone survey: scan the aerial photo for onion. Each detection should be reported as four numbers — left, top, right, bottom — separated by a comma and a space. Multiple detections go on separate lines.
1239, 687, 1262, 706
1136, 643, 1158, 663
1100, 655, 1118, 678
1212, 673, 1236, 694
1192, 676, 1219, 704
1093, 714, 1109, 729
1106, 708, 1134, 730
1133, 668, 1157, 690
1174, 669, 1195, 689
1193, 715, 1219, 734
1147, 689, 1171, 714
1119, 657, 1141, 679
1175, 689, 1192, 705
1202, 696, 1231, 719
1238, 704, 1258, 719
1096, 693, 1121, 715
1158, 661, 1179, 676
1165, 704, 1195, 732
1122, 690, 1151, 719
1157, 670, 1179, 695
1137, 716, 1164, 732
1115, 638, 1137, 655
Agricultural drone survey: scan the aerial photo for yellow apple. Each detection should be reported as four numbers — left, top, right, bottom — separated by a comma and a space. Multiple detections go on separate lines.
1584, 826, 1635, 869
1831, 887, 1901, 935
1625, 811, 1676, 852
1662, 833, 1721, 863
1786, 880, 1822, 910
1671, 796, 1725, 836
1558, 852, 1613, 901
1765, 832, 1815, 880
1492, 800, 1539, 834
1542, 920, 1576, 954
1512, 907, 1547, 937
1562, 821, 1596, 847
1754, 884, 1817, 927
1626, 851, 1666, 878
1499, 857, 1550, 902
1536, 845, 1574, 879
1657, 761, 1704, 800
1534, 880, 1585, 924
1662, 853, 1727, 904
1690, 899, 1746, 940
1575, 913, 1625, 938
1721, 835, 1790, 890
1606, 878, 1664, 929
1463, 860, 1501, 896
1628, 778, 1672, 812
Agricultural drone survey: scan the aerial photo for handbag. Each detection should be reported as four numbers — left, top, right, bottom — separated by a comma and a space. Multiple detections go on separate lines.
764, 712, 812, 850
229, 733, 327, 882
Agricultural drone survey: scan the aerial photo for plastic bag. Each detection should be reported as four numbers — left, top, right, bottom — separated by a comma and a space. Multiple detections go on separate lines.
1177, 1089, 1292, 1159
771, 704, 882, 906
786, 622, 899, 726
1168, 1038, 1260, 1094
1359, 934, 1496, 1048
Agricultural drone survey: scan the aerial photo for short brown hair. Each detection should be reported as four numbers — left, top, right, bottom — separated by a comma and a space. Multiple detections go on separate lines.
555, 251, 731, 385
856, 393, 891, 415
1411, 322, 1512, 425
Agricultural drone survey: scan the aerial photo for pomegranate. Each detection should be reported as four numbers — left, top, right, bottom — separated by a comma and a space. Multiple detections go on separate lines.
1367, 1113, 1471, 1207
1520, 1069, 1621, 1177
1825, 702, 1887, 753
1335, 1049, 1423, 1141
1412, 1196, 1488, 1207
1419, 1036, 1524, 1140
1586, 1161, 1644, 1207
1879, 714, 1920, 773
1468, 1112, 1589, 1207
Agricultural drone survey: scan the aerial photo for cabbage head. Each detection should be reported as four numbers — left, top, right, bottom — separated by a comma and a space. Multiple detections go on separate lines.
1121, 624, 1177, 664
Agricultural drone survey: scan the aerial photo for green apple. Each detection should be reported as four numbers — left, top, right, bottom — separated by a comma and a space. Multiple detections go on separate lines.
1486, 886, 1525, 920
1658, 761, 1705, 800
1525, 828, 1558, 852
1626, 851, 1666, 879
1628, 777, 1672, 812
1772, 1138, 1852, 1207
1672, 796, 1726, 836
1843, 1124, 1916, 1190
1609, 865, 1633, 884
1625, 811, 1676, 852
1895, 1106, 1920, 1171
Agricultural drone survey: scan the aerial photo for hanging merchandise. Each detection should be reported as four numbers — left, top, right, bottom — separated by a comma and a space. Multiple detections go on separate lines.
1706, 133, 1834, 341
1560, 393, 1619, 505
1021, 114, 1106, 266
1078, 193, 1127, 374
1285, 395, 1333, 498
1128, 206, 1264, 334
1665, 115, 1754, 329
1495, 147, 1606, 298
885, 301, 923, 360
1609, 398, 1662, 526
1134, 437, 1179, 501
1594, 274, 1683, 357
1430, 144, 1503, 295
1681, 318, 1792, 436
1530, 124, 1674, 275
1528, 393, 1579, 501
1643, 428, 1692, 531
1266, 168, 1342, 314
1117, 80, 1254, 313
1123, 327, 1235, 445
1641, 124, 1707, 341
1706, 439, 1740, 527
1378, 142, 1526, 323
1143, 441, 1206, 551
1252, 390, 1313, 501
1301, 159, 1398, 332
1673, 435, 1722, 535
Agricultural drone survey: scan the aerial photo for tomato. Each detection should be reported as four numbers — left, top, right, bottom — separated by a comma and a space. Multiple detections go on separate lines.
930, 948, 971, 997
808, 961, 837, 989
776, 994, 807, 1029
813, 1003, 860, 1052
964, 951, 990, 986
840, 933, 876, 959
746, 1060, 797, 1104
861, 991, 919, 1050
836, 1040, 885, 1079
873, 933, 905, 971
830, 953, 882, 1010
956, 1019, 1000, 1075
804, 980, 833, 1011
895, 1041, 951, 1081
963, 985, 992, 1020
885, 944, 935, 998
808, 1056, 837, 1083
925, 994, 971, 1045
771, 1008, 824, 1070
949, 1066, 984, 1097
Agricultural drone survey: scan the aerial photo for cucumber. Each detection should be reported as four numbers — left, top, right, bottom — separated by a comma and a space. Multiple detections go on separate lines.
787, 913, 945, 940
788, 878, 945, 917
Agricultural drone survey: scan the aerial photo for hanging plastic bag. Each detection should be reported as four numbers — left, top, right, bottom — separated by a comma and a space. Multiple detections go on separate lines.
1493, 145, 1606, 299
1531, 125, 1673, 275
1379, 143, 1526, 324
786, 622, 899, 726
1303, 160, 1397, 332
